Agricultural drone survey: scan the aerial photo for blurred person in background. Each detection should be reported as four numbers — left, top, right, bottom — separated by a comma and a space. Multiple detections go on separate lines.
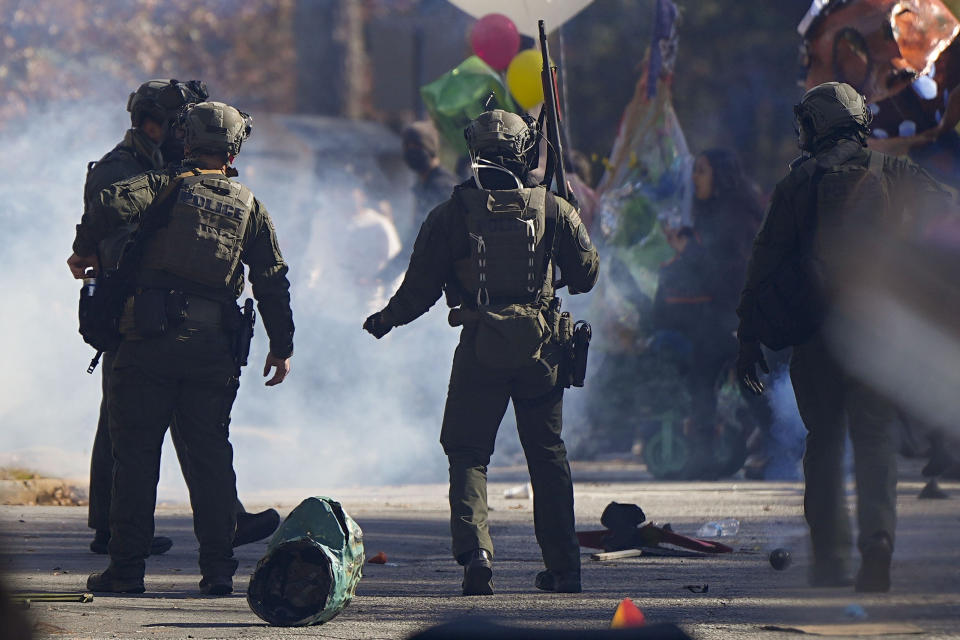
72, 101, 294, 595
343, 186, 402, 312
74, 79, 281, 561
380, 120, 458, 281
736, 82, 953, 593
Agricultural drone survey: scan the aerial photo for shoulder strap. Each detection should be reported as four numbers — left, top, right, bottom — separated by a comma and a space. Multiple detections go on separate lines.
114, 176, 185, 286
866, 149, 884, 178
539, 190, 561, 302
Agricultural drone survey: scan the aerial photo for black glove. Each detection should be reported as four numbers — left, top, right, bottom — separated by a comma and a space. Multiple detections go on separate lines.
363, 311, 392, 339
736, 339, 769, 395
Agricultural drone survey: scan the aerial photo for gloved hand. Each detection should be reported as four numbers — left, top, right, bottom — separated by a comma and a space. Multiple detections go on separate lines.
363, 311, 392, 339
736, 339, 769, 395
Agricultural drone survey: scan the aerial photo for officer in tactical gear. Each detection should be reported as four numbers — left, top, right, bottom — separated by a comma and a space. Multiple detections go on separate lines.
364, 109, 599, 596
736, 81, 952, 592
68, 80, 281, 559
71, 79, 208, 558
73, 101, 294, 595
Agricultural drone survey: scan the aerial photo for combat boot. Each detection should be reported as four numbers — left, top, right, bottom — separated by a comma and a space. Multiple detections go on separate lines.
808, 561, 854, 587
856, 532, 892, 593
233, 508, 281, 547
89, 531, 172, 556
199, 575, 233, 596
86, 569, 145, 594
460, 549, 493, 596
535, 569, 582, 593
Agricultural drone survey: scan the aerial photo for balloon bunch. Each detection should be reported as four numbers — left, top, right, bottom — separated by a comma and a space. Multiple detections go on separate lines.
469, 13, 545, 110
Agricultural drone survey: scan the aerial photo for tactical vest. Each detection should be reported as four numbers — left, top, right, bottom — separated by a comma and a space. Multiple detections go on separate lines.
813, 150, 888, 276
753, 151, 888, 350
140, 171, 254, 292
453, 185, 554, 308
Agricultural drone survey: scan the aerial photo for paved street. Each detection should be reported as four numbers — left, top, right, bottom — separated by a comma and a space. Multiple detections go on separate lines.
2, 462, 958, 639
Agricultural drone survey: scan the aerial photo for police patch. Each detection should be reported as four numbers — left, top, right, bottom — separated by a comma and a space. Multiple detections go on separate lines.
577, 223, 593, 252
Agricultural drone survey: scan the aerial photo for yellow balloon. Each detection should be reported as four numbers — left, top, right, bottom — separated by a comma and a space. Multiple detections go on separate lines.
506, 48, 544, 110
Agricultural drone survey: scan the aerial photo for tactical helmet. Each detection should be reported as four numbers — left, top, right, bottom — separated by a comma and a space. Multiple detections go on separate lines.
179, 101, 252, 157
794, 81, 872, 151
464, 109, 539, 188
464, 109, 537, 161
127, 79, 209, 127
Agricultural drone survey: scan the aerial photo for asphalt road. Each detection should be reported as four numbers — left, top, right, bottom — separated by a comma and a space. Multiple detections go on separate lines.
2, 462, 958, 639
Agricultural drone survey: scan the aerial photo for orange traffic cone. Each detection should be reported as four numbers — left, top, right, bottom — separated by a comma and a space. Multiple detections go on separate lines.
611, 597, 646, 628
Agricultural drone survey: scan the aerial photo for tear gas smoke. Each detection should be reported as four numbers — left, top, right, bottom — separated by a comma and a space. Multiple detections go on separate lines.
763, 368, 806, 481
0, 101, 531, 501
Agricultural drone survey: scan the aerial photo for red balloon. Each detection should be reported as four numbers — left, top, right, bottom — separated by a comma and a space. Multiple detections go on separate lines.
470, 13, 521, 72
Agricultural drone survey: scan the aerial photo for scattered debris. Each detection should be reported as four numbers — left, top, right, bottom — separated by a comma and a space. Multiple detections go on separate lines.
760, 623, 923, 636
503, 483, 532, 499
769, 548, 792, 570
683, 584, 708, 593
610, 597, 646, 628
844, 604, 868, 621
11, 592, 93, 604
696, 518, 739, 538
368, 551, 388, 564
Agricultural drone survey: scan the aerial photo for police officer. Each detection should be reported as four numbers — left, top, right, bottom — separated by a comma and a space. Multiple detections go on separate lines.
69, 80, 280, 558
74, 79, 207, 558
736, 82, 952, 592
363, 109, 599, 595
73, 101, 294, 595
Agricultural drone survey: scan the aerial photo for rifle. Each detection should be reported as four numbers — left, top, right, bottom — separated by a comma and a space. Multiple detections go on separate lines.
538, 19, 568, 200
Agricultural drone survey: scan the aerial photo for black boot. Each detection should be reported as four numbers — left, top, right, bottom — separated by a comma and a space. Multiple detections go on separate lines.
89, 531, 172, 556
233, 509, 281, 547
808, 561, 854, 587
535, 569, 582, 593
86, 568, 145, 594
856, 533, 892, 593
459, 549, 493, 596
918, 479, 950, 500
199, 575, 233, 596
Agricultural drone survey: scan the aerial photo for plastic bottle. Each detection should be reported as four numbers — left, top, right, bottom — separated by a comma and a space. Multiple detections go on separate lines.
696, 518, 740, 538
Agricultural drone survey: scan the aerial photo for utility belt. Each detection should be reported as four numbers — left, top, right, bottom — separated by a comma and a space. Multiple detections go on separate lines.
447, 297, 591, 387
120, 288, 256, 368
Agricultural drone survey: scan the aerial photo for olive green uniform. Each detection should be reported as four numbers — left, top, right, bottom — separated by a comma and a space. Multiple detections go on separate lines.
737, 139, 951, 567
379, 183, 599, 573
79, 128, 174, 535
76, 165, 294, 580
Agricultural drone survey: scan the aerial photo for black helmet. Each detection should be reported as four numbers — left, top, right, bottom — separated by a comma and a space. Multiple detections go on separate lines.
127, 79, 209, 128
463, 109, 539, 188
179, 101, 252, 157
794, 81, 872, 151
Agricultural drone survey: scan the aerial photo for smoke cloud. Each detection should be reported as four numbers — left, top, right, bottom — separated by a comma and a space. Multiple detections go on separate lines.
0, 100, 534, 502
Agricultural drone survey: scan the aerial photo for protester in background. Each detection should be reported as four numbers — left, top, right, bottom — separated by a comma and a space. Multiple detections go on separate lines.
565, 150, 599, 232
343, 187, 402, 312
381, 121, 458, 281
692, 149, 764, 333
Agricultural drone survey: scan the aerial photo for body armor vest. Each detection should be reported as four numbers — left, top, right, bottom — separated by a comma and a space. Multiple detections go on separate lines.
454, 185, 553, 309
812, 151, 888, 282
140, 172, 254, 292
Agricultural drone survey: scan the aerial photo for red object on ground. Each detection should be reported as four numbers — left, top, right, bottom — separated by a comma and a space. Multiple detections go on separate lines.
368, 551, 388, 564
469, 13, 521, 71
611, 598, 646, 628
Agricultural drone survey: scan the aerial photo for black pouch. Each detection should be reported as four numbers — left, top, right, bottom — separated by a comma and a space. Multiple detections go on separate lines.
567, 321, 592, 388
133, 289, 170, 338
165, 291, 189, 328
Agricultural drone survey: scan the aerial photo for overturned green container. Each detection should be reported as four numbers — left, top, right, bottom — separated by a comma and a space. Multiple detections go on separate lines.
247, 497, 364, 626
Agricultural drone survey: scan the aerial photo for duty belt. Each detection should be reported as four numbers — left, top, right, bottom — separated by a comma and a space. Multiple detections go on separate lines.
184, 294, 223, 324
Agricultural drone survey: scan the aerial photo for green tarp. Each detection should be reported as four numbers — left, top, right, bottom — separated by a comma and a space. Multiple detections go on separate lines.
247, 497, 364, 626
